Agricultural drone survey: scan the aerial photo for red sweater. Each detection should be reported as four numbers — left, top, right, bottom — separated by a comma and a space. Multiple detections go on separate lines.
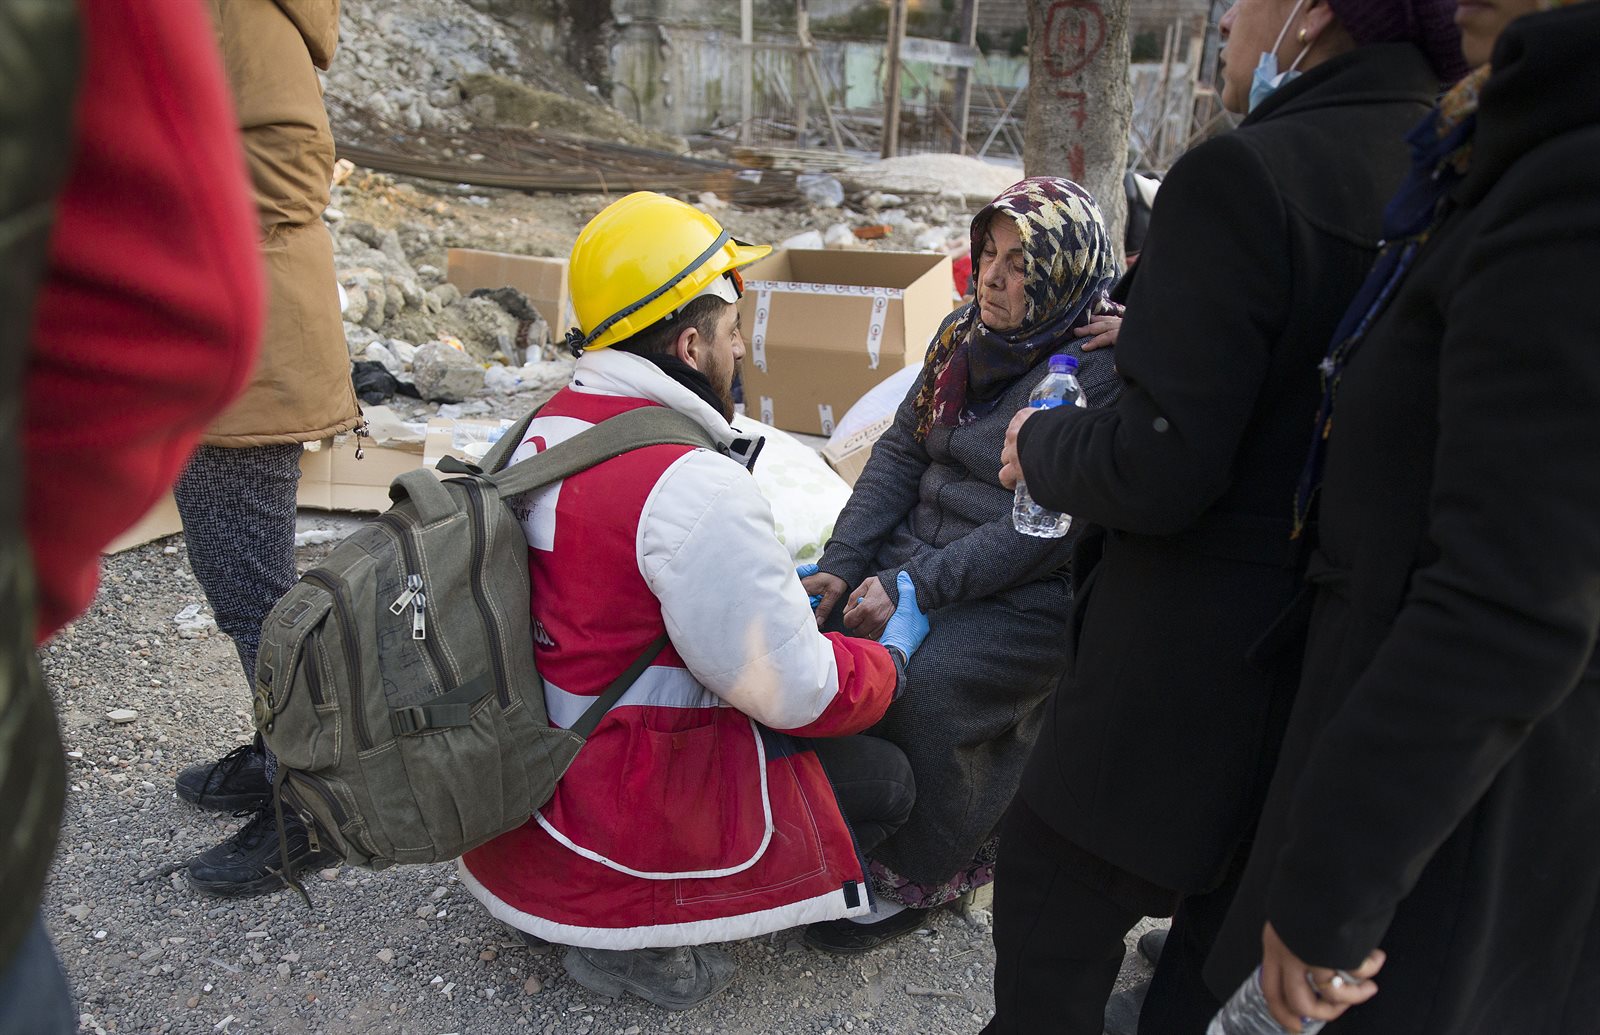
25, 0, 264, 641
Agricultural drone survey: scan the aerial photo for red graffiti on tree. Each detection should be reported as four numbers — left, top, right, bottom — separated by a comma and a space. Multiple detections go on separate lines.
1055, 89, 1090, 130
1066, 143, 1087, 182
1043, 1, 1108, 80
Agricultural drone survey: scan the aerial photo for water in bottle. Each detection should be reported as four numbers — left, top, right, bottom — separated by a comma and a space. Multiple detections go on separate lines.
1012, 353, 1086, 538
1207, 967, 1324, 1035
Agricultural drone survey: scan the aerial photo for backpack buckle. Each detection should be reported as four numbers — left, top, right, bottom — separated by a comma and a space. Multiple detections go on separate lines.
391, 706, 428, 736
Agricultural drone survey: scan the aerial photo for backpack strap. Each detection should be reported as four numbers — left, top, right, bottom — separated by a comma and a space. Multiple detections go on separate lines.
487, 406, 718, 499
567, 632, 671, 740
479, 406, 540, 475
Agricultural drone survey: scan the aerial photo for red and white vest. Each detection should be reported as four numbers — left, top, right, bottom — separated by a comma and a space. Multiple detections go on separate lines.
458, 350, 899, 948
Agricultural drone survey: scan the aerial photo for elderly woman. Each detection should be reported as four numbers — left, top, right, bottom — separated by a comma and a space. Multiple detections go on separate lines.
1205, 2, 1600, 1032
988, 1, 1466, 1033
799, 177, 1121, 953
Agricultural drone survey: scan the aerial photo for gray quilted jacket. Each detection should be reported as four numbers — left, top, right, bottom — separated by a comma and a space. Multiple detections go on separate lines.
818, 333, 1120, 610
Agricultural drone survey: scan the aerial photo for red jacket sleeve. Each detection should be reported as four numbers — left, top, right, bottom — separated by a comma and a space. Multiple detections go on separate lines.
772, 633, 900, 739
25, 0, 263, 641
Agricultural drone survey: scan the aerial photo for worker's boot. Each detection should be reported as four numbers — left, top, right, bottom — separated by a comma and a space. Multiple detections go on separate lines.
562, 945, 735, 1011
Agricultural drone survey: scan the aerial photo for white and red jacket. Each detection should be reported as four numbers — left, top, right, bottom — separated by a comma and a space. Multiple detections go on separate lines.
459, 349, 900, 948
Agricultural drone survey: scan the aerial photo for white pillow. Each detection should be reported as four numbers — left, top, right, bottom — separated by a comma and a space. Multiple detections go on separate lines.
731, 414, 851, 564
828, 362, 922, 446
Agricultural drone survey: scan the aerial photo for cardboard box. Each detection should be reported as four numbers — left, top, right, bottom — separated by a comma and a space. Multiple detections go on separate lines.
105, 493, 184, 553
297, 434, 428, 512
446, 248, 574, 338
819, 415, 893, 487
103, 434, 435, 553
423, 417, 515, 470
737, 249, 952, 436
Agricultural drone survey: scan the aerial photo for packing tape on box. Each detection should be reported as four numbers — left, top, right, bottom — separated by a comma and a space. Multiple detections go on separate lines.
747, 281, 905, 372
750, 288, 772, 372
760, 396, 775, 425
818, 404, 835, 436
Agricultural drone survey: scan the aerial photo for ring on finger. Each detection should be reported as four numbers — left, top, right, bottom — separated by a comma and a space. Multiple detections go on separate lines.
1304, 969, 1359, 997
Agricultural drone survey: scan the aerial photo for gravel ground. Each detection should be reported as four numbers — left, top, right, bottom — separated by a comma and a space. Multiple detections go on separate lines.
39, 514, 1160, 1035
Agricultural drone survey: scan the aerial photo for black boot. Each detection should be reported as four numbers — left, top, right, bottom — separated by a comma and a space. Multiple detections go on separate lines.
185, 807, 336, 898
175, 744, 269, 812
1103, 979, 1150, 1035
803, 906, 929, 954
1137, 927, 1169, 967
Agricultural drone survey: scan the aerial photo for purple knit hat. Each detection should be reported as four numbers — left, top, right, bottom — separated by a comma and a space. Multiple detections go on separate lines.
1326, 0, 1471, 82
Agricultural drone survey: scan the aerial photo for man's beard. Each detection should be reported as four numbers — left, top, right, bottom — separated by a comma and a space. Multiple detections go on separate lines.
709, 357, 738, 423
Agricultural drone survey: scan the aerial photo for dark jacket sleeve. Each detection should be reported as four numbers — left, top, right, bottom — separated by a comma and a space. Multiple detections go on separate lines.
816, 366, 933, 593
1265, 144, 1600, 968
873, 346, 1119, 610
1015, 134, 1292, 535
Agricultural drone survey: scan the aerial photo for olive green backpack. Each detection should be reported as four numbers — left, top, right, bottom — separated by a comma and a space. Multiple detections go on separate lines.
253, 405, 714, 889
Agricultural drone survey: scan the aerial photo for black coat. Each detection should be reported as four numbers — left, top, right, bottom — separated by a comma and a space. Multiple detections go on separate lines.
1013, 45, 1438, 893
1208, 8, 1600, 1032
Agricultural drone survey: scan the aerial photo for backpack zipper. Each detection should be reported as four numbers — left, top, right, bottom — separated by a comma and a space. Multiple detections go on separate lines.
389, 573, 422, 614
460, 482, 512, 708
376, 514, 457, 690
304, 643, 325, 707
302, 569, 372, 751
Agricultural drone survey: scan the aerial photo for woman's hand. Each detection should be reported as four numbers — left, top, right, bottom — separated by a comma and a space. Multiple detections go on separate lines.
842, 575, 895, 640
1260, 922, 1385, 1033
999, 407, 1039, 490
799, 566, 848, 628
1074, 313, 1122, 351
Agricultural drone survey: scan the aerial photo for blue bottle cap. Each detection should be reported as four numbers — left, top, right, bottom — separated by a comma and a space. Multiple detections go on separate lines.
1048, 354, 1079, 372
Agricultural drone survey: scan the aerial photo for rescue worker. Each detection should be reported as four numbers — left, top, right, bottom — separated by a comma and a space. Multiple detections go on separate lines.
457, 193, 930, 1011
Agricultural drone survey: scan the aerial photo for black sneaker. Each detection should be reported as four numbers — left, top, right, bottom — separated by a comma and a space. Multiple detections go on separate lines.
175, 744, 269, 812
185, 807, 336, 898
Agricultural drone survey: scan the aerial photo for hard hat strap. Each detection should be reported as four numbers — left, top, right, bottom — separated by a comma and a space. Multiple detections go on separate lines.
578, 230, 732, 349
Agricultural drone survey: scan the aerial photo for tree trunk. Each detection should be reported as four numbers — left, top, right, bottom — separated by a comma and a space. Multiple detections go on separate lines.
1025, 0, 1132, 263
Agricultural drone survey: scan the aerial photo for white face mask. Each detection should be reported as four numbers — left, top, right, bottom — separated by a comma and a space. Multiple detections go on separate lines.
1249, 0, 1313, 112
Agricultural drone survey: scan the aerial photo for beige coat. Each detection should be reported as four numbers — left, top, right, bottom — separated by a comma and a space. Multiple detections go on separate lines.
204, 0, 358, 446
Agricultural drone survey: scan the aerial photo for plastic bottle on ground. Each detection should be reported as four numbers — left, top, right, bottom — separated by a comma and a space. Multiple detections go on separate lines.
1207, 968, 1325, 1035
1013, 353, 1086, 538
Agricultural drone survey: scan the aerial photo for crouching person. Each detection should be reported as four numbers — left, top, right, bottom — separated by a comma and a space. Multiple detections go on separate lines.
458, 193, 929, 1011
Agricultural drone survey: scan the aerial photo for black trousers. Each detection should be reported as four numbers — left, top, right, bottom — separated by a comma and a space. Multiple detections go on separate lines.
985, 797, 1236, 1035
809, 734, 915, 857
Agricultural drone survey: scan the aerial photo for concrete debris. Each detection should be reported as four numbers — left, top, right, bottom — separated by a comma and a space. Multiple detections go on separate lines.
796, 173, 845, 208
411, 341, 485, 403
105, 709, 139, 725
781, 229, 826, 251
840, 154, 1023, 205
824, 223, 858, 250
483, 360, 572, 396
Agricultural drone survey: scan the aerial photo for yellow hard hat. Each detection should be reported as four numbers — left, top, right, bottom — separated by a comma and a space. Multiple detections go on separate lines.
566, 192, 771, 354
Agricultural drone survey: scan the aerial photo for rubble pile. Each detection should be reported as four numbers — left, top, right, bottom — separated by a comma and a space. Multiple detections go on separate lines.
324, 0, 536, 134
326, 184, 572, 413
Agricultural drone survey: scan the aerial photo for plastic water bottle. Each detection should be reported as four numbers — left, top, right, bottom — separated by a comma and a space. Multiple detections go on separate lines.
1012, 353, 1086, 538
1207, 968, 1324, 1035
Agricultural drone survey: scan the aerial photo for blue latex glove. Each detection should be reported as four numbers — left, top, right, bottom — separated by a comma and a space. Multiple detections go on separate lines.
796, 562, 824, 609
877, 571, 930, 659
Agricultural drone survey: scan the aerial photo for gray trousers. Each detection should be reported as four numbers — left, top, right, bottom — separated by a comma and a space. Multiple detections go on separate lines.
174, 443, 303, 773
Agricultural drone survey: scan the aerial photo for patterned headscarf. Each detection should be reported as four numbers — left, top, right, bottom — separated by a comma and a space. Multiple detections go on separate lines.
912, 177, 1119, 440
